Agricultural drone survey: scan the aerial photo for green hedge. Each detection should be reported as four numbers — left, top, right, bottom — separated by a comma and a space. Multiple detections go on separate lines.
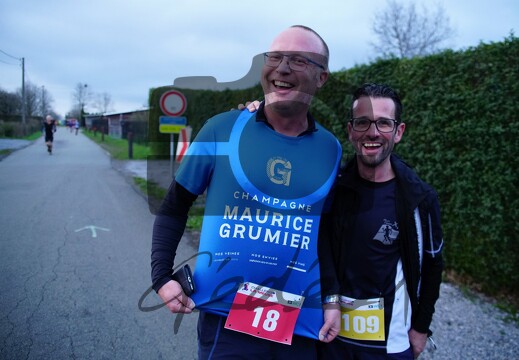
147, 34, 519, 297
0, 117, 42, 138
324, 35, 519, 297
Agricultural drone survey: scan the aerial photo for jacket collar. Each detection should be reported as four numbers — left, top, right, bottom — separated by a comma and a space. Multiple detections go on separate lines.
338, 154, 432, 208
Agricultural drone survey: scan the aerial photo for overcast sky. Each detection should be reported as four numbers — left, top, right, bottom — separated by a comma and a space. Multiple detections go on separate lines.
1, 0, 517, 117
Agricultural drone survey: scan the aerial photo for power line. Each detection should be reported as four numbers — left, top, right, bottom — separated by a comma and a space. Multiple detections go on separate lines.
0, 58, 19, 66
0, 48, 21, 61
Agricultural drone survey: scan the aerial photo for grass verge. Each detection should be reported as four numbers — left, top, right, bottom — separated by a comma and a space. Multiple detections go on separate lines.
132, 177, 203, 231
25, 132, 43, 141
133, 177, 167, 199
83, 130, 150, 160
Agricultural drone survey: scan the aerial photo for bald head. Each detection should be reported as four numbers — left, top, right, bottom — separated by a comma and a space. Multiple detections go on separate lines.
269, 25, 329, 69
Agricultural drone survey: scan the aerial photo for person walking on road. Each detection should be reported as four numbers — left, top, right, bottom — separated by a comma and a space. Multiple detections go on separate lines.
43, 115, 56, 154
151, 25, 342, 359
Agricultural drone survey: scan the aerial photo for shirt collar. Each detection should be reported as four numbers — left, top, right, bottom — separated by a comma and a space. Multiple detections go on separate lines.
255, 101, 318, 136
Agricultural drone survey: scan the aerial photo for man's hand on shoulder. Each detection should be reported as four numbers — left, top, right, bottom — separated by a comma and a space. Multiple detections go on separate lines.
237, 100, 261, 112
158, 279, 195, 314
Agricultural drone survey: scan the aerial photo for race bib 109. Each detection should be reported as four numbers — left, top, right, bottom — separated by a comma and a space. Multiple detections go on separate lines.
339, 296, 385, 341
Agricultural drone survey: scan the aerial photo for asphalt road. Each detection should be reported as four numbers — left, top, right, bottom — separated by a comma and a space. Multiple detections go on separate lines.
0, 130, 199, 359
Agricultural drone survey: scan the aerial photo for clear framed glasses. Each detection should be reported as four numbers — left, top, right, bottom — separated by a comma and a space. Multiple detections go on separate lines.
263, 52, 325, 71
350, 117, 399, 133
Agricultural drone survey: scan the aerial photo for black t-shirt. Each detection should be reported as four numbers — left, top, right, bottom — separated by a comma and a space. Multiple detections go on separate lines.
44, 122, 55, 140
342, 178, 400, 299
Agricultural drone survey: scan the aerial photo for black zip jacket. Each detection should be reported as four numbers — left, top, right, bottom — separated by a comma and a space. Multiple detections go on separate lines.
319, 154, 444, 334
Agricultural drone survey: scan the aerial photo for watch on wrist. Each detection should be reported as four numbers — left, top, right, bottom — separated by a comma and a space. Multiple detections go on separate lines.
323, 294, 340, 304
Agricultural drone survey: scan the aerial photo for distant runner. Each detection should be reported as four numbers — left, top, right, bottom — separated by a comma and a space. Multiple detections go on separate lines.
43, 115, 56, 154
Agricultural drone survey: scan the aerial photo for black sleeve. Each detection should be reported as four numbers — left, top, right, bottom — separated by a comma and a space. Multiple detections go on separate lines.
413, 191, 445, 333
150, 180, 197, 293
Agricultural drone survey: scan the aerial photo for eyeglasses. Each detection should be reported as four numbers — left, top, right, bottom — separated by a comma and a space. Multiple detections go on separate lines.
350, 117, 399, 133
263, 52, 325, 71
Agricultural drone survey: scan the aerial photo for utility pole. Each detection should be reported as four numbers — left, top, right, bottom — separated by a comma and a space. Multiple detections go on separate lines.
81, 83, 88, 127
21, 57, 26, 134
0, 50, 26, 133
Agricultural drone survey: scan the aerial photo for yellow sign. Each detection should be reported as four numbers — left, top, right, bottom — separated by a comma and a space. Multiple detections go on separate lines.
159, 124, 186, 134
159, 116, 187, 134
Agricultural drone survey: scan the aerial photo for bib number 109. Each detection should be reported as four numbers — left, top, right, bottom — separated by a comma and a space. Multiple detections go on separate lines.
339, 297, 385, 341
342, 313, 380, 334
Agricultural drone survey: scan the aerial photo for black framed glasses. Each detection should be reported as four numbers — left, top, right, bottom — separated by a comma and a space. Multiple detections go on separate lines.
263, 52, 325, 71
350, 117, 399, 133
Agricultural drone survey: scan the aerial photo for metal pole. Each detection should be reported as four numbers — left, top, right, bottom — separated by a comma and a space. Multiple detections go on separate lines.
170, 133, 176, 179
41, 85, 45, 118
21, 57, 26, 134
128, 132, 133, 159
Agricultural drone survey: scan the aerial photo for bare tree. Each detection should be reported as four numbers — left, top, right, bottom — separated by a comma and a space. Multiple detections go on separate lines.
0, 88, 20, 116
38, 86, 54, 117
19, 81, 40, 117
370, 0, 455, 58
70, 82, 92, 126
93, 92, 113, 114
71, 82, 91, 119
1, 84, 56, 119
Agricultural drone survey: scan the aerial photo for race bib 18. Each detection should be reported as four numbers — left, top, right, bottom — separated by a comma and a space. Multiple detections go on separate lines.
224, 282, 304, 345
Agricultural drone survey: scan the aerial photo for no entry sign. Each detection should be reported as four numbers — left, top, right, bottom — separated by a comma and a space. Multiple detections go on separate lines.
159, 90, 187, 117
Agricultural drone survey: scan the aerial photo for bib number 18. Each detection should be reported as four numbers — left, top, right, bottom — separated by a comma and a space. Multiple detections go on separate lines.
252, 307, 280, 332
224, 282, 304, 344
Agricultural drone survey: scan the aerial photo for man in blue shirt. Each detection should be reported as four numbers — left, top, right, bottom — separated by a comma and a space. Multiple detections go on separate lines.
151, 25, 342, 359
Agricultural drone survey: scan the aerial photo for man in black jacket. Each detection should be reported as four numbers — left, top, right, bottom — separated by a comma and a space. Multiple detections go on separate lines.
318, 83, 444, 359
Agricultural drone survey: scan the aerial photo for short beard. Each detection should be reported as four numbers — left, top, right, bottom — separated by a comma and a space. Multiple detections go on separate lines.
357, 153, 385, 168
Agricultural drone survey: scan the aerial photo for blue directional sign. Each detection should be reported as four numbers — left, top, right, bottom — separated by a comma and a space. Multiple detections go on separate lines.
159, 116, 187, 134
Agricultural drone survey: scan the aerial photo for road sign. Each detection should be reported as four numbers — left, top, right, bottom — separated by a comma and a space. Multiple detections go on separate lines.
159, 116, 187, 134
160, 90, 187, 116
